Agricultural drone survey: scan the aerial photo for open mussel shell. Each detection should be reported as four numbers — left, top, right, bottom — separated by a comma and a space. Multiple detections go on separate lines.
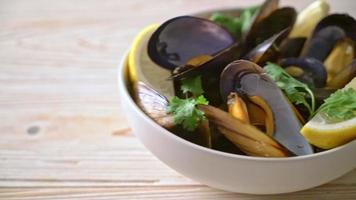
220, 60, 263, 102
324, 38, 355, 82
147, 16, 235, 70
303, 26, 346, 61
279, 37, 306, 58
133, 82, 174, 129
170, 43, 243, 106
279, 57, 327, 88
244, 28, 290, 65
313, 14, 356, 41
134, 82, 213, 148
171, 43, 242, 79
220, 60, 313, 156
327, 60, 356, 89
199, 104, 290, 157
243, 7, 296, 52
243, 0, 279, 39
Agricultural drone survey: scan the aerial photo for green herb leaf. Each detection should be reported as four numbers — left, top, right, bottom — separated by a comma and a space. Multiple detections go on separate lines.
210, 6, 260, 35
210, 13, 242, 34
180, 75, 204, 96
316, 88, 356, 121
264, 62, 315, 116
167, 95, 209, 131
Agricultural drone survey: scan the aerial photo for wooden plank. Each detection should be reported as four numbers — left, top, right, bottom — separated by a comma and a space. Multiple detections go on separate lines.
0, 183, 356, 200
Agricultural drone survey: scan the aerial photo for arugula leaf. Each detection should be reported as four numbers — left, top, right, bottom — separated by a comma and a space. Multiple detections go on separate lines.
210, 6, 260, 35
316, 88, 356, 121
264, 62, 315, 116
180, 75, 204, 96
167, 95, 209, 131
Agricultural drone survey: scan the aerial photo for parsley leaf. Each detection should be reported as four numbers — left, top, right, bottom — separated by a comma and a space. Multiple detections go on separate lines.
167, 95, 209, 131
264, 62, 315, 116
180, 75, 204, 96
316, 88, 356, 121
210, 6, 260, 35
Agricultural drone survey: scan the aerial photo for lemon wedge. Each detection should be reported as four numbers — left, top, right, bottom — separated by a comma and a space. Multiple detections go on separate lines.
301, 78, 356, 149
128, 24, 175, 98
301, 115, 356, 149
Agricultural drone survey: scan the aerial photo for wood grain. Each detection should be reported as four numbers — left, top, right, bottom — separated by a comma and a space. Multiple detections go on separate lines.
0, 0, 355, 199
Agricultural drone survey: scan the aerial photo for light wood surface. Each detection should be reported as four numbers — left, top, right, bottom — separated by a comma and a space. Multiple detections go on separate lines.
0, 0, 355, 199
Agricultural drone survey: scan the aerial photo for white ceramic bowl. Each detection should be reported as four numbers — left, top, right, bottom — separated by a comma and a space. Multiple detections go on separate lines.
118, 51, 356, 194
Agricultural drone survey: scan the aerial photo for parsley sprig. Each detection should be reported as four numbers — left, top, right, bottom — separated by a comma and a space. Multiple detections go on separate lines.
264, 62, 315, 116
180, 75, 204, 97
167, 75, 208, 131
316, 88, 356, 121
167, 95, 209, 131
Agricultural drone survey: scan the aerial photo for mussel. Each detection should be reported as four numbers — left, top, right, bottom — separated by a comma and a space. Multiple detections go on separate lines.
279, 57, 327, 88
298, 13, 356, 88
327, 60, 356, 89
242, 0, 279, 41
313, 14, 356, 41
148, 16, 236, 70
147, 16, 241, 105
133, 82, 174, 129
302, 26, 346, 61
243, 7, 296, 52
133, 82, 212, 148
244, 28, 290, 65
199, 104, 290, 157
220, 60, 313, 156
279, 0, 329, 58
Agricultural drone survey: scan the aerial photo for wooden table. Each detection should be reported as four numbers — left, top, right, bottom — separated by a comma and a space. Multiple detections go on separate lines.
0, 0, 355, 199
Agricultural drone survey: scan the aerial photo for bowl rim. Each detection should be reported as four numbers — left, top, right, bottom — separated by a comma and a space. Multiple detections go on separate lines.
118, 49, 356, 163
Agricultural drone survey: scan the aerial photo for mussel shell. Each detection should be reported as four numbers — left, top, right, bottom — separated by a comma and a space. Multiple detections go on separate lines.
303, 26, 346, 61
148, 16, 235, 70
171, 43, 242, 79
168, 43, 243, 106
279, 57, 327, 88
244, 28, 290, 65
327, 59, 356, 89
220, 60, 264, 102
220, 60, 313, 156
279, 37, 307, 58
244, 7, 297, 52
133, 82, 174, 129
243, 0, 279, 39
313, 14, 356, 41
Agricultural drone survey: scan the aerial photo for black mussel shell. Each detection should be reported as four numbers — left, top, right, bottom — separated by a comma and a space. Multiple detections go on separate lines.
220, 59, 264, 102
172, 43, 243, 106
220, 60, 313, 156
244, 7, 297, 52
171, 43, 242, 79
279, 57, 327, 88
279, 37, 307, 58
243, 0, 279, 39
148, 16, 235, 70
303, 26, 346, 61
244, 28, 290, 65
313, 14, 356, 41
